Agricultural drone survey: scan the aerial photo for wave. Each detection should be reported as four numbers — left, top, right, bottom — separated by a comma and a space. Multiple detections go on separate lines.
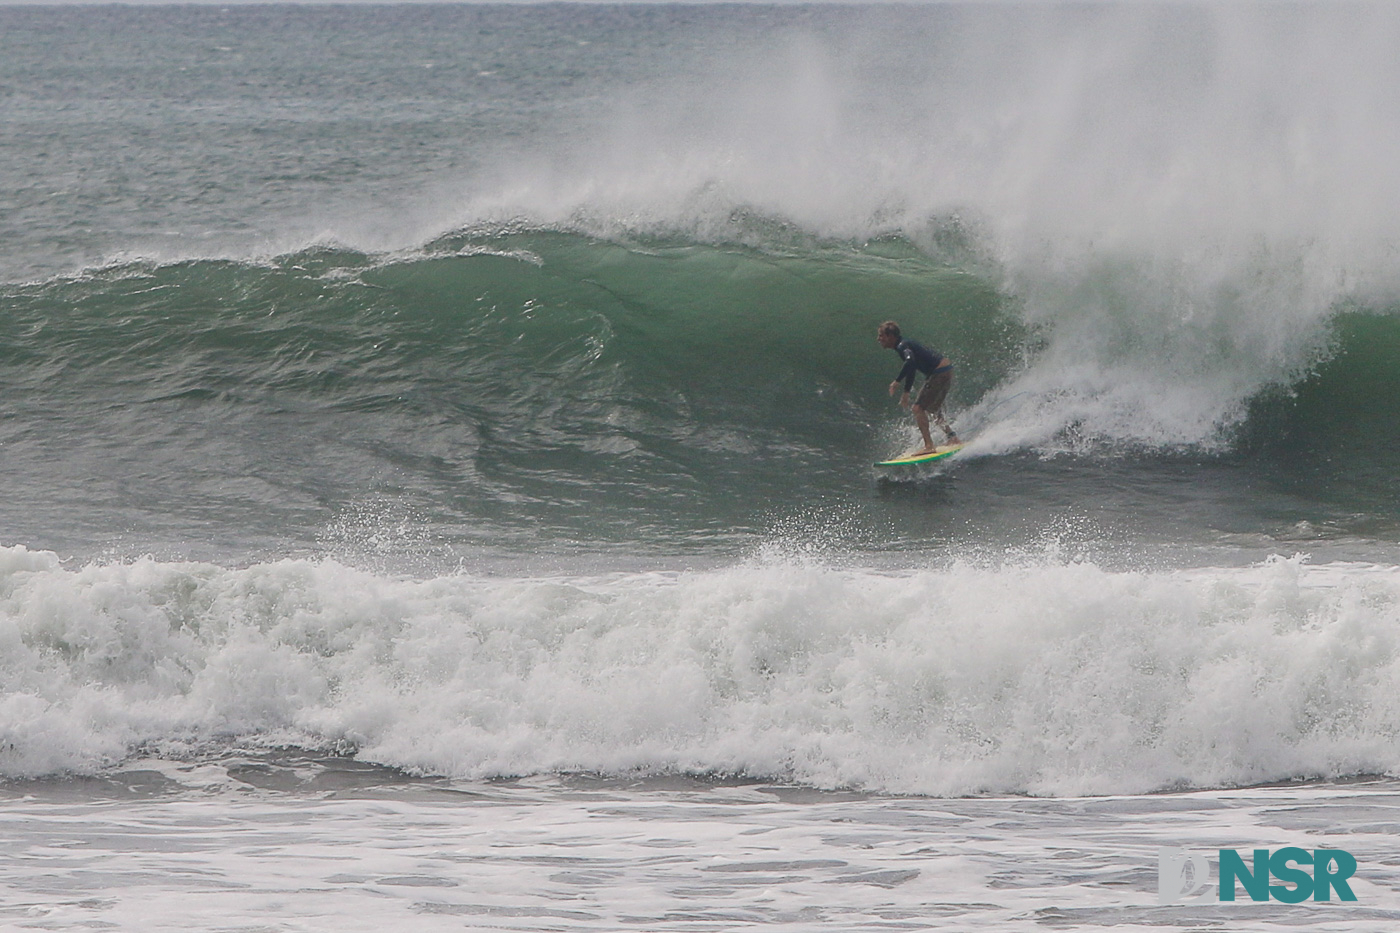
4, 228, 1398, 564
9, 2, 1400, 483
3, 544, 1399, 795
5, 230, 1396, 460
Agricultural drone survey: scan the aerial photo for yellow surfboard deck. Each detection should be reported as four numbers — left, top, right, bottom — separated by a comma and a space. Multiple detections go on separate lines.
874, 443, 964, 467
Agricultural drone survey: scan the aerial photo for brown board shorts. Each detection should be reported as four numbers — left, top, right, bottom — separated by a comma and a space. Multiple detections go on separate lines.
914, 367, 952, 413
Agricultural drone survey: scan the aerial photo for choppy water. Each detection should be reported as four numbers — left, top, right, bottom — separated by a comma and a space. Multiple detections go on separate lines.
4, 3, 1400, 928
7, 759, 1400, 931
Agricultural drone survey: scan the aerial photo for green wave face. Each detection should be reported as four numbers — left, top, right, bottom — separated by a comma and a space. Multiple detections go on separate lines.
0, 233, 1022, 556
1239, 309, 1400, 516
3, 231, 1399, 561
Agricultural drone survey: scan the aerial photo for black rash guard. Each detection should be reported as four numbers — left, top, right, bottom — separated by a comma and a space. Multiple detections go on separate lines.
893, 338, 949, 392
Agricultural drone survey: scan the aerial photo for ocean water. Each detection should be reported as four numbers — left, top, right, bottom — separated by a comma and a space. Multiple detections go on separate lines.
4, 3, 1400, 929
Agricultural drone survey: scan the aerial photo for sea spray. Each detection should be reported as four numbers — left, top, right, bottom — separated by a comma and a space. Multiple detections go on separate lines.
9, 3, 1400, 462
4, 544, 1400, 794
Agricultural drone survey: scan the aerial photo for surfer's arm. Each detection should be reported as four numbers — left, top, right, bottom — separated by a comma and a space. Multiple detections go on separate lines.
894, 351, 918, 393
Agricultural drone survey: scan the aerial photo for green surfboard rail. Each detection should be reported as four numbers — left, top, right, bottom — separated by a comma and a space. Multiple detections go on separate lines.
874, 443, 964, 467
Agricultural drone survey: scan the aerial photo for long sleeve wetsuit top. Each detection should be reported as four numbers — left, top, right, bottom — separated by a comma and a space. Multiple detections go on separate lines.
893, 339, 946, 392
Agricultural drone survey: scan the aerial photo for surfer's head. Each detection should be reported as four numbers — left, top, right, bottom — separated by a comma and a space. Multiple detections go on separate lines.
877, 321, 901, 348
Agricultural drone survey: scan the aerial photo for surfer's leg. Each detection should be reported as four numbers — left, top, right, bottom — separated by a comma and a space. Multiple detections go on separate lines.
931, 406, 959, 444
915, 371, 958, 445
911, 405, 936, 453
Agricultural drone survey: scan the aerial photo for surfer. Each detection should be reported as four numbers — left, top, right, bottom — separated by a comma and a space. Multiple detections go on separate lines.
877, 320, 960, 455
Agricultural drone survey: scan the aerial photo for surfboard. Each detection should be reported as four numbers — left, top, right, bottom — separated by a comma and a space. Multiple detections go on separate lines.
875, 443, 964, 467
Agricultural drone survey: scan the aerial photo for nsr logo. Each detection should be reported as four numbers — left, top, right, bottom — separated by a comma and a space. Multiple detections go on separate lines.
1158, 848, 1358, 904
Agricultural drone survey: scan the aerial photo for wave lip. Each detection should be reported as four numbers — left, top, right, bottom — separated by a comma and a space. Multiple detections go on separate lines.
2, 545, 1398, 796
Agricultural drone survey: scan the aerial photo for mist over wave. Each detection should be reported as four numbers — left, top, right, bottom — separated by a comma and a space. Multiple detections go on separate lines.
445, 2, 1400, 454
10, 3, 1400, 458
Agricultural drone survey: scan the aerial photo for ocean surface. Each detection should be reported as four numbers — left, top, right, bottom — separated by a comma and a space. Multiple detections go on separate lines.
4, 3, 1400, 929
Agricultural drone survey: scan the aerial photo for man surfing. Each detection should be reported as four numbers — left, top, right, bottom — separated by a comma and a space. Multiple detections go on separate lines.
877, 320, 960, 455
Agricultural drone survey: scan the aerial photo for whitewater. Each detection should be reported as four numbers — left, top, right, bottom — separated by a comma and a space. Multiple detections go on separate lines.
4, 2, 1400, 929
6, 544, 1400, 795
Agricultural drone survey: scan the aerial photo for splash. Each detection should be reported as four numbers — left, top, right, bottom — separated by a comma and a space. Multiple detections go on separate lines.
4, 544, 1400, 795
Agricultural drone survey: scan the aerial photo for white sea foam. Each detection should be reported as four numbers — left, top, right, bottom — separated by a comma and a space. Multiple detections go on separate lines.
13, 6, 1398, 456
418, 4, 1400, 452
3, 544, 1399, 795
5, 774, 1398, 931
